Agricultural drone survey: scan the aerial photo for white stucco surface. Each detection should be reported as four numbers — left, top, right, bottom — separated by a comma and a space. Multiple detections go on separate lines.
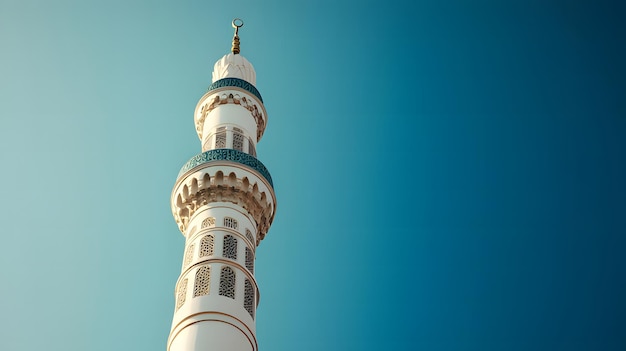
212, 53, 256, 85
168, 47, 274, 351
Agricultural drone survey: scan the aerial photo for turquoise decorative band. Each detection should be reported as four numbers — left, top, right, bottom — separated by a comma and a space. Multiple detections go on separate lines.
178, 149, 273, 187
208, 78, 263, 103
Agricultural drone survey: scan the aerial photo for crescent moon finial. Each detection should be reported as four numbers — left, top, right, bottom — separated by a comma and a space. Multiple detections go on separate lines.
231, 18, 244, 54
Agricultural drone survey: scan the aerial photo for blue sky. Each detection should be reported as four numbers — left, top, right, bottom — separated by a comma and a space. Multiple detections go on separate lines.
0, 0, 624, 350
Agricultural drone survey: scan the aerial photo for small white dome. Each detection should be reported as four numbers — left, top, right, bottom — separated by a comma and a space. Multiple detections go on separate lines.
212, 53, 256, 85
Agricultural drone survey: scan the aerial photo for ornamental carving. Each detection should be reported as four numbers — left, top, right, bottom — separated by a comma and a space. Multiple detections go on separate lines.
197, 92, 266, 142
193, 265, 210, 297
200, 235, 214, 257
208, 78, 263, 103
176, 278, 187, 310
184, 244, 194, 267
223, 234, 238, 260
219, 266, 236, 299
233, 131, 244, 151
224, 217, 238, 230
244, 279, 255, 319
245, 247, 254, 274
201, 217, 215, 229
177, 149, 273, 187
172, 167, 276, 242
245, 229, 255, 246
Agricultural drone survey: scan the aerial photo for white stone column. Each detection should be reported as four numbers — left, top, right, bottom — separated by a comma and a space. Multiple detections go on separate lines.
168, 35, 276, 351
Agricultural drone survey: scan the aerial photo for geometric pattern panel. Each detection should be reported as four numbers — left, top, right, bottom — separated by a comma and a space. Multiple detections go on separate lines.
224, 217, 238, 230
215, 131, 226, 148
233, 131, 244, 151
245, 247, 254, 274
219, 266, 236, 299
184, 244, 195, 267
223, 234, 237, 260
245, 229, 254, 245
201, 217, 216, 229
177, 149, 274, 187
207, 77, 264, 103
200, 235, 214, 257
244, 278, 254, 319
176, 278, 188, 310
193, 265, 211, 297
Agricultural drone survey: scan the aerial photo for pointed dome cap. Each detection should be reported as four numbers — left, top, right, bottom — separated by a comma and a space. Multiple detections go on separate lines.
211, 53, 257, 85
211, 19, 256, 85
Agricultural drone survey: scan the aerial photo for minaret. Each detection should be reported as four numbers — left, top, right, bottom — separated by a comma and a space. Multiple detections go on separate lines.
168, 19, 276, 351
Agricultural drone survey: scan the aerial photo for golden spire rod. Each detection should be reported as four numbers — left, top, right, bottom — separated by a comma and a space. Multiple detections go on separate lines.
231, 18, 243, 54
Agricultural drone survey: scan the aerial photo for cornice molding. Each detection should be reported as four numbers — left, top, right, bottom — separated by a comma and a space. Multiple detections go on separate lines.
208, 78, 263, 102
178, 149, 273, 187
172, 169, 275, 241
196, 89, 266, 142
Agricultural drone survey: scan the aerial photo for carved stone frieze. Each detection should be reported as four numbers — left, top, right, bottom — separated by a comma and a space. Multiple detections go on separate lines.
196, 92, 266, 142
208, 78, 263, 102
172, 169, 275, 243
178, 149, 273, 187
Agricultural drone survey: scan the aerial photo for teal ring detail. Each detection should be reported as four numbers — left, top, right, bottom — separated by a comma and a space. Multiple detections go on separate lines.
178, 149, 273, 187
208, 78, 263, 103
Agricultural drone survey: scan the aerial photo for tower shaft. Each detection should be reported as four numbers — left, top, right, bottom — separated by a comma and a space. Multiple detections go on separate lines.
168, 22, 276, 351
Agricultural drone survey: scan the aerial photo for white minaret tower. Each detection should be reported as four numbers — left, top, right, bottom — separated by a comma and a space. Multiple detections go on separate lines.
168, 19, 276, 351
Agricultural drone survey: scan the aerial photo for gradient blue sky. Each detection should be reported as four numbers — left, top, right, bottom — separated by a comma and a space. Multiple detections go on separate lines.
1, 0, 624, 350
